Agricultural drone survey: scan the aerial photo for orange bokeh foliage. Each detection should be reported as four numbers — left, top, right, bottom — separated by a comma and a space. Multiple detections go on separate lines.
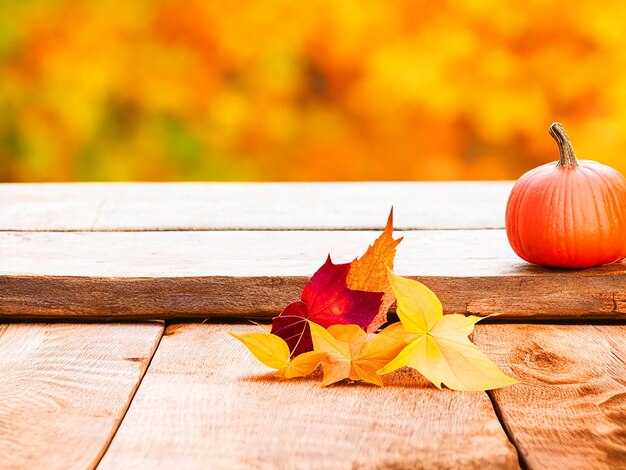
1, 0, 625, 182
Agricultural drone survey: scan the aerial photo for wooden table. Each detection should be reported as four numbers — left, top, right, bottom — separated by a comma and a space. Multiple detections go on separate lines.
0, 182, 624, 469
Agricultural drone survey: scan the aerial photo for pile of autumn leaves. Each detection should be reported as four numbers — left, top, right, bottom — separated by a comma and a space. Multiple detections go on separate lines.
231, 212, 517, 391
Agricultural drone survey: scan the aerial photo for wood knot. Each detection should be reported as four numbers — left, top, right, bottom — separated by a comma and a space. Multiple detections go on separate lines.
510, 342, 563, 368
526, 349, 563, 369
509, 342, 578, 384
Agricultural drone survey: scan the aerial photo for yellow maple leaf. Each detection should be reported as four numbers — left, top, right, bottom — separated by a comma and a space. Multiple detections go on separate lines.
347, 209, 403, 332
379, 270, 518, 391
230, 332, 326, 379
308, 321, 407, 387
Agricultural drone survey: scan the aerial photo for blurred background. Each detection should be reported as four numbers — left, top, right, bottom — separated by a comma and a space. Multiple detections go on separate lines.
1, 0, 625, 182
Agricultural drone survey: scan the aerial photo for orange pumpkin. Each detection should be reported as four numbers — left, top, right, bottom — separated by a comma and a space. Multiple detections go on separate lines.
505, 123, 626, 268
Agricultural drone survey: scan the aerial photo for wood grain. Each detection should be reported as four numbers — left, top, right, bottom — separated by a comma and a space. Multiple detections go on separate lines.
473, 325, 626, 470
0, 230, 623, 319
100, 323, 519, 470
0, 182, 512, 231
0, 322, 163, 470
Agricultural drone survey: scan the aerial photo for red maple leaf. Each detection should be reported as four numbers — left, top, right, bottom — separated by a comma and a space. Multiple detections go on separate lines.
271, 256, 383, 357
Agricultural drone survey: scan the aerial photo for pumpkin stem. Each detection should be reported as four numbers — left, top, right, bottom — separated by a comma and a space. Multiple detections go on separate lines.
549, 122, 579, 167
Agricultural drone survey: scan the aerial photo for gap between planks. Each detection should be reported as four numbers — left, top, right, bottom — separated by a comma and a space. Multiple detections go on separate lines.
0, 322, 164, 470
97, 324, 166, 468
474, 325, 626, 470
99, 323, 521, 469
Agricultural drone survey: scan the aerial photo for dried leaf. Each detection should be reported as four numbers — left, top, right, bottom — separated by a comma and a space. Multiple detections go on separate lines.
379, 270, 518, 391
309, 321, 407, 387
271, 257, 383, 357
229, 332, 326, 379
347, 209, 403, 332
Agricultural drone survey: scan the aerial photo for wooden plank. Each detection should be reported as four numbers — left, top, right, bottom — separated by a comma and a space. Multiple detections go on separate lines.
0, 230, 623, 319
0, 322, 163, 470
473, 325, 626, 470
100, 323, 520, 469
0, 182, 512, 231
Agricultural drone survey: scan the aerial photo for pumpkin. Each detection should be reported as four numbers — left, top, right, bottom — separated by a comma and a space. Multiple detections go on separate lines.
505, 122, 626, 268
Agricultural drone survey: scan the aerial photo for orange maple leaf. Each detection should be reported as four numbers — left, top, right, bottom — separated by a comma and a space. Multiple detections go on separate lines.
309, 321, 409, 387
347, 209, 403, 332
